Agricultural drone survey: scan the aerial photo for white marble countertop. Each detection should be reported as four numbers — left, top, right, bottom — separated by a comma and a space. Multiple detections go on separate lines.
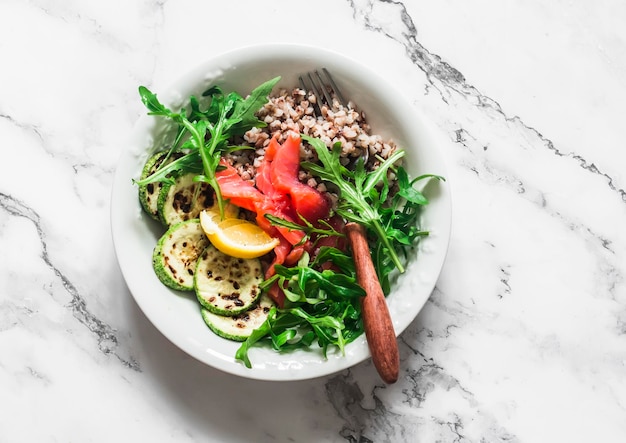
2, 1, 625, 441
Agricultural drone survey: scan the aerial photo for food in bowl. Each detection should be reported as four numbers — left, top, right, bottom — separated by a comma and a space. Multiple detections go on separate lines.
131, 70, 442, 368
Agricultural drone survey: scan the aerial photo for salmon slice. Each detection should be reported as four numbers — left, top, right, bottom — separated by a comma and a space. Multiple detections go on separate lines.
270, 134, 330, 224
216, 158, 305, 246
215, 161, 264, 212
255, 155, 306, 246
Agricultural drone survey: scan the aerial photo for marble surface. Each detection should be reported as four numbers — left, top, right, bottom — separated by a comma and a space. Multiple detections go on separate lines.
1, 0, 625, 441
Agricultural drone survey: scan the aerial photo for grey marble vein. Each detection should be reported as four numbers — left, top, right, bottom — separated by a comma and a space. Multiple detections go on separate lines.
326, 373, 405, 443
347, 0, 625, 204
0, 192, 140, 371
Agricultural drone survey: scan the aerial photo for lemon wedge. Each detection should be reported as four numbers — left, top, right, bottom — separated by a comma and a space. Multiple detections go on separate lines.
200, 209, 279, 259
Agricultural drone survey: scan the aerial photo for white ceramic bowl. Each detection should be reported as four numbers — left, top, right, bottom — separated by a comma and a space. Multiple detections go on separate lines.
111, 43, 451, 381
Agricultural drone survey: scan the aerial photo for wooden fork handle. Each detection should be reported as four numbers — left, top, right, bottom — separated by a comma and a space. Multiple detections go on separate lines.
345, 222, 399, 384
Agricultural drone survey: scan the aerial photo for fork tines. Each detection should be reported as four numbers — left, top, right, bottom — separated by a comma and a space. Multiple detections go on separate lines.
299, 68, 347, 112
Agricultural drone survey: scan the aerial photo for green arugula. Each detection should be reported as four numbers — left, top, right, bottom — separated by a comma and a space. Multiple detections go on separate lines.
134, 77, 280, 217
263, 213, 342, 247
235, 250, 365, 368
235, 136, 444, 367
302, 136, 405, 268
301, 135, 443, 292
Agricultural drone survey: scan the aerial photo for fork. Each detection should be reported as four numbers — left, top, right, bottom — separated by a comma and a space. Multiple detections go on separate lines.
300, 69, 400, 384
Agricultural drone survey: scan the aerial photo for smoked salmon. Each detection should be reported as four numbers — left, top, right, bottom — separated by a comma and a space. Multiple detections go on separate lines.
270, 134, 330, 224
215, 134, 331, 306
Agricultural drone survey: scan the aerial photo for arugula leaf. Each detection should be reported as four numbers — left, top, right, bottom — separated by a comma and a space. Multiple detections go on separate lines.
302, 135, 407, 273
134, 151, 203, 186
234, 251, 364, 367
234, 308, 276, 368
302, 135, 445, 289
135, 77, 280, 217
228, 77, 280, 133
264, 213, 342, 242
139, 86, 173, 116
311, 246, 356, 274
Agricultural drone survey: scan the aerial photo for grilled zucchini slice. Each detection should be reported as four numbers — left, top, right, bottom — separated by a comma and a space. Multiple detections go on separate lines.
152, 219, 210, 291
200, 295, 274, 341
138, 151, 182, 221
157, 172, 214, 226
194, 245, 263, 316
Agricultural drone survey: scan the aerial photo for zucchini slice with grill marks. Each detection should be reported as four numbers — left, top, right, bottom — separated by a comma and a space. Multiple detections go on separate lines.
157, 172, 214, 226
200, 294, 274, 341
194, 245, 263, 316
152, 219, 210, 291
138, 151, 182, 221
